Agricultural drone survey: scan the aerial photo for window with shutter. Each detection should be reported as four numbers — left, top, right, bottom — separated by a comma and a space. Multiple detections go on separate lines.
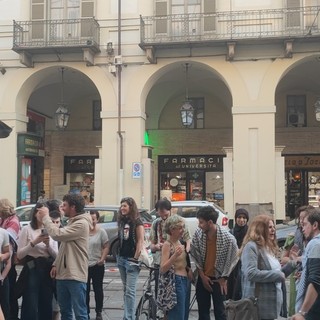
155, 1, 168, 34
49, 0, 81, 40
286, 0, 301, 28
203, 0, 215, 32
305, 0, 318, 29
287, 95, 306, 127
31, 0, 45, 39
81, 0, 94, 37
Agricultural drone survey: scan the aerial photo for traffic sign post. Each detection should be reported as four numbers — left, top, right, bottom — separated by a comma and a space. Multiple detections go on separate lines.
132, 162, 142, 179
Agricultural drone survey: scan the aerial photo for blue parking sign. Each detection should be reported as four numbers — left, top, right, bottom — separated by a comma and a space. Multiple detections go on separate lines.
132, 162, 142, 179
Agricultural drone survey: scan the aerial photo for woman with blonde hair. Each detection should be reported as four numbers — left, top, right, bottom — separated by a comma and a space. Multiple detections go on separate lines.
160, 214, 193, 320
240, 214, 286, 320
0, 198, 20, 240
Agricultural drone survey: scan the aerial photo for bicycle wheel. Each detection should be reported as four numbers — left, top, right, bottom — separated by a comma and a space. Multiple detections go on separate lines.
136, 295, 157, 320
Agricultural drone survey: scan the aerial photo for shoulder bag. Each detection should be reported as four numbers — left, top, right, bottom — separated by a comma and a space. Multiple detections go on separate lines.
156, 242, 177, 312
138, 239, 153, 267
132, 220, 154, 267
225, 253, 262, 320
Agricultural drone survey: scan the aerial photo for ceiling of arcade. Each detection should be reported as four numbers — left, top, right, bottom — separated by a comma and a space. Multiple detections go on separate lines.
275, 56, 320, 129
27, 67, 100, 131
145, 62, 233, 130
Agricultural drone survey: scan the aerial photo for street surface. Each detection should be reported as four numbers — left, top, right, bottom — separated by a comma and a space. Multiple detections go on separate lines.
88, 259, 288, 320
17, 258, 289, 319
89, 258, 203, 320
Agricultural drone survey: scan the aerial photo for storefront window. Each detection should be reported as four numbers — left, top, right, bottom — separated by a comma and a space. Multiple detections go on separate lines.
285, 155, 320, 218
308, 172, 320, 207
158, 155, 224, 207
205, 172, 224, 207
160, 172, 186, 201
64, 156, 97, 205
67, 173, 94, 205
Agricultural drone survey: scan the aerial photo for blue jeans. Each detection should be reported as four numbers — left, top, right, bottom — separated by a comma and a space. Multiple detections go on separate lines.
168, 275, 191, 320
117, 255, 141, 320
56, 279, 87, 320
20, 260, 53, 320
196, 277, 226, 320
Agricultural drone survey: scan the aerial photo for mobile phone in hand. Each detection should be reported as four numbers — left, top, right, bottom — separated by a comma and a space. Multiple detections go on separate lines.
41, 228, 48, 236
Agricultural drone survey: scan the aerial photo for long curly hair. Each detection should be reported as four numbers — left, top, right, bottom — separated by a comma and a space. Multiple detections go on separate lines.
117, 197, 140, 226
240, 214, 278, 256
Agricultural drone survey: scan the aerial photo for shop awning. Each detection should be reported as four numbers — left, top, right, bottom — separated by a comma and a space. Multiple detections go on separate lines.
0, 120, 12, 138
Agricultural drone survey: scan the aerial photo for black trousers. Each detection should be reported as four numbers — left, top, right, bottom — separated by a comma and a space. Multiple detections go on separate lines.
8, 266, 18, 320
86, 264, 105, 314
196, 277, 226, 320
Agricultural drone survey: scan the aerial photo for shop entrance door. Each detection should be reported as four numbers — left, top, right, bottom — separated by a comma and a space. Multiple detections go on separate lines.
286, 169, 308, 219
286, 169, 320, 219
18, 156, 44, 205
187, 171, 205, 201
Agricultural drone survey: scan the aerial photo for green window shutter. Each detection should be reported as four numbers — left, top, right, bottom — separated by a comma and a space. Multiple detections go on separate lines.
204, 0, 215, 32
31, 0, 45, 39
155, 1, 167, 34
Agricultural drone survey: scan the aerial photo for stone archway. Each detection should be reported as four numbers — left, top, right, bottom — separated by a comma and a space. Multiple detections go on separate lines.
0, 64, 113, 204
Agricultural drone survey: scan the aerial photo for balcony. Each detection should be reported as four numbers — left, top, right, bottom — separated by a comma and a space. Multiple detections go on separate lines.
140, 6, 320, 62
13, 18, 100, 67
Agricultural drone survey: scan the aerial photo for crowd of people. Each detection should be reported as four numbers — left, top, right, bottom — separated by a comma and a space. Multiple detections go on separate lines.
0, 195, 319, 320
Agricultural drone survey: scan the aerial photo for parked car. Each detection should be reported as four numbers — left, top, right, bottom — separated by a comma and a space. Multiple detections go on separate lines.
150, 200, 229, 238
15, 204, 153, 259
84, 206, 153, 258
276, 219, 297, 247
15, 204, 35, 228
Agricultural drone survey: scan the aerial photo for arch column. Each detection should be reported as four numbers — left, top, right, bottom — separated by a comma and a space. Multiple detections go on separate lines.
232, 105, 285, 220
0, 113, 28, 205
98, 108, 148, 208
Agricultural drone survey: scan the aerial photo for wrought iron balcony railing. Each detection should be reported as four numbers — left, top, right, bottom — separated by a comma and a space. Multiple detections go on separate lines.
13, 18, 100, 53
140, 6, 320, 47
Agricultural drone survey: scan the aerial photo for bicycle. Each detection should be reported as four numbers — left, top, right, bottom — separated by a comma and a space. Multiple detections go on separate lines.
129, 259, 160, 320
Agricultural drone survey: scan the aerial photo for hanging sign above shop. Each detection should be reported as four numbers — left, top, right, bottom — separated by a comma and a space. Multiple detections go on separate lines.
158, 155, 224, 171
285, 155, 320, 169
17, 133, 43, 156
64, 156, 97, 173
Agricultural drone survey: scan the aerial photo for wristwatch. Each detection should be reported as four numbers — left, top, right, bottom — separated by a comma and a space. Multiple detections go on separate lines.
298, 310, 307, 317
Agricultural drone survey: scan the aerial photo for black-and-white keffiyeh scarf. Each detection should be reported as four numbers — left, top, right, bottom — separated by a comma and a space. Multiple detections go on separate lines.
190, 225, 239, 278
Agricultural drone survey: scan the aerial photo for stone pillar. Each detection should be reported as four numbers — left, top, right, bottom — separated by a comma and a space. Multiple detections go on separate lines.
223, 147, 234, 219
0, 113, 28, 205
232, 106, 279, 218
275, 146, 286, 221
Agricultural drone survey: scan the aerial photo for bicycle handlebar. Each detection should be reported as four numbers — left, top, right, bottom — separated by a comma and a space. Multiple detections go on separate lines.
128, 258, 159, 271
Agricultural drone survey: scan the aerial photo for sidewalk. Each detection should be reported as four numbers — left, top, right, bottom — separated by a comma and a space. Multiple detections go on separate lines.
90, 260, 289, 320
89, 262, 203, 320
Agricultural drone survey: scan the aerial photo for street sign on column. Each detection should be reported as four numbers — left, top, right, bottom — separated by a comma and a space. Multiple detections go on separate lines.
132, 162, 142, 179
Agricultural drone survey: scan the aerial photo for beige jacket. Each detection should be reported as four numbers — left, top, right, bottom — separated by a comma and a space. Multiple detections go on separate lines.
43, 212, 92, 283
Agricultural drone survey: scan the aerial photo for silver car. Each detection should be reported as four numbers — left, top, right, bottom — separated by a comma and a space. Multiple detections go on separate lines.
84, 206, 153, 258
15, 204, 153, 258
